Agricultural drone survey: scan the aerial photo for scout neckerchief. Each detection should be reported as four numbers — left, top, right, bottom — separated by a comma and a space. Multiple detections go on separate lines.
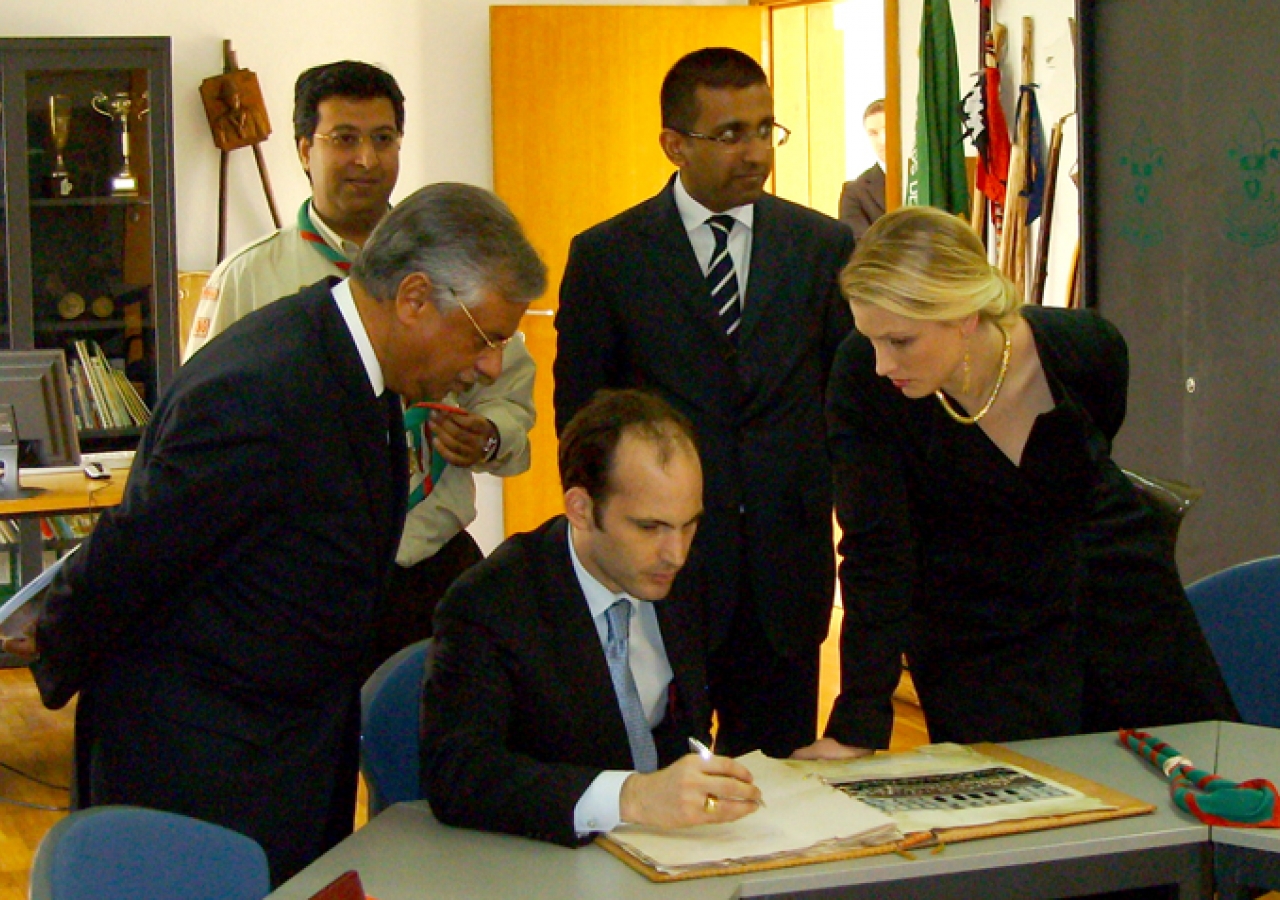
403, 404, 449, 510
1119, 729, 1280, 826
298, 199, 353, 273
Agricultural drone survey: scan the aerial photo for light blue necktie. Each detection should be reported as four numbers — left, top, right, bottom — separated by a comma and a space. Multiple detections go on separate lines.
605, 599, 659, 773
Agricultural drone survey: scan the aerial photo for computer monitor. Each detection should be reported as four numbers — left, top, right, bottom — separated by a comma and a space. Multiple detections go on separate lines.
0, 350, 81, 497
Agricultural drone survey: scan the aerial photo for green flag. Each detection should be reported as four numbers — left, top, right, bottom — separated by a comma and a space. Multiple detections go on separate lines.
905, 0, 970, 215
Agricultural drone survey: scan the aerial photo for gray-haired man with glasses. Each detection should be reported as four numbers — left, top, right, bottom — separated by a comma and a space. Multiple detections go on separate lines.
554, 47, 854, 762
185, 60, 537, 678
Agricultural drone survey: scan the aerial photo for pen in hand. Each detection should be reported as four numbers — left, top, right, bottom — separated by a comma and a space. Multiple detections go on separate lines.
687, 737, 766, 807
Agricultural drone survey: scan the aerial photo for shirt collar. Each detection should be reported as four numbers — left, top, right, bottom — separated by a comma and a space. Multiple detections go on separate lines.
331, 278, 386, 397
308, 202, 363, 260
567, 522, 631, 620
672, 172, 755, 235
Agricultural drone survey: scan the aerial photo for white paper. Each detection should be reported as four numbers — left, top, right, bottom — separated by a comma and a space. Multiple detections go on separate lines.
0, 542, 80, 633
605, 751, 902, 874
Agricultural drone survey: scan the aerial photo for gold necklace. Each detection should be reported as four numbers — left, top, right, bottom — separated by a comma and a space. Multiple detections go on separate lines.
935, 324, 1012, 425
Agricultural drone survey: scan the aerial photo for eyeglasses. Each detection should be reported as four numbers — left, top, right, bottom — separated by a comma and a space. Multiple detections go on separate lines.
312, 128, 402, 154
671, 121, 791, 149
456, 296, 513, 353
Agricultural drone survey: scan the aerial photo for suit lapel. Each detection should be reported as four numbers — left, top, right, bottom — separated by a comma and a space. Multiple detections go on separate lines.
638, 179, 740, 352
738, 194, 784, 345
311, 286, 407, 561
537, 520, 634, 761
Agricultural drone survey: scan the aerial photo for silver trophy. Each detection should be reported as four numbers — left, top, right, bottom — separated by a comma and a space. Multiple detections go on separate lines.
91, 91, 145, 196
47, 94, 74, 197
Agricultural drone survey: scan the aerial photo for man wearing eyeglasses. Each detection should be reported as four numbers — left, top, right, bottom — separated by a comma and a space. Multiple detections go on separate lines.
554, 48, 854, 761
31, 184, 546, 885
185, 60, 536, 673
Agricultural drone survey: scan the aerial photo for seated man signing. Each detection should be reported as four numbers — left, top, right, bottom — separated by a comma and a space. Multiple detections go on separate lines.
421, 389, 760, 845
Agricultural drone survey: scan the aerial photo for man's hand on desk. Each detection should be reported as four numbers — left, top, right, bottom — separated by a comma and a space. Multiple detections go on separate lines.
790, 737, 874, 761
619, 752, 761, 829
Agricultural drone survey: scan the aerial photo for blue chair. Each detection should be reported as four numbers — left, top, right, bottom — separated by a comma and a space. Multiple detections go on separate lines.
1185, 555, 1280, 728
29, 805, 269, 900
361, 638, 433, 817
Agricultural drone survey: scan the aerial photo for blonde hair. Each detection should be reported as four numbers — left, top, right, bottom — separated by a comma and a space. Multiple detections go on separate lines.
840, 205, 1021, 326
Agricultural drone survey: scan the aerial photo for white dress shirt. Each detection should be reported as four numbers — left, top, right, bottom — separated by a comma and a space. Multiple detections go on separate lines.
672, 172, 754, 302
568, 530, 674, 834
331, 279, 384, 398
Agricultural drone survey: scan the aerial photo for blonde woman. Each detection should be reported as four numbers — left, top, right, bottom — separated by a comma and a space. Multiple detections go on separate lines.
796, 206, 1235, 760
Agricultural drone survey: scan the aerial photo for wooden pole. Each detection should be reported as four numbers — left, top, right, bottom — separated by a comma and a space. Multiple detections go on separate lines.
218, 149, 229, 263
1031, 113, 1070, 306
999, 18, 1035, 292
251, 144, 281, 229
221, 41, 281, 236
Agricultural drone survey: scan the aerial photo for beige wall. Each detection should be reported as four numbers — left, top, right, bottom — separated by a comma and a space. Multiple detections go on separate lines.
2, 0, 744, 550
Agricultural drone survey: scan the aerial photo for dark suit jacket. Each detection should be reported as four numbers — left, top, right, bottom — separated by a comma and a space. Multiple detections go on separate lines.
34, 278, 407, 883
420, 516, 710, 847
553, 177, 854, 656
838, 163, 886, 240
826, 306, 1236, 747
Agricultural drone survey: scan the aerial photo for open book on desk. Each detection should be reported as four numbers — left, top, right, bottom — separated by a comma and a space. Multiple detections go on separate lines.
602, 751, 901, 877
600, 743, 1154, 882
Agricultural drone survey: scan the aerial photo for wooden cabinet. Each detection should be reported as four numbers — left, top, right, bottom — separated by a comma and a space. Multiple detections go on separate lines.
0, 37, 177, 452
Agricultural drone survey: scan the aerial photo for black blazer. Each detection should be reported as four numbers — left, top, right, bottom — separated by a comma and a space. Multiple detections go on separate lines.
838, 163, 886, 241
420, 517, 710, 847
825, 306, 1236, 747
553, 177, 854, 655
34, 279, 408, 881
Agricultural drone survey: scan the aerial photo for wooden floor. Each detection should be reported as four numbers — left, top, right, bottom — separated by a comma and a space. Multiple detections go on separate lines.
0, 665, 74, 900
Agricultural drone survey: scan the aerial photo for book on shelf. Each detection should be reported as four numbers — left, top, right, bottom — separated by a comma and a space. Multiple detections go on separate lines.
71, 339, 150, 430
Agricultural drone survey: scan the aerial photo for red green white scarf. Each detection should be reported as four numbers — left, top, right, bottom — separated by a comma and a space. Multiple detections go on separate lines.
298, 199, 352, 272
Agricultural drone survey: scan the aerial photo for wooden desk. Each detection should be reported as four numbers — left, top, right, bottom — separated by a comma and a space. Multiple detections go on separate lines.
269, 722, 1220, 900
0, 469, 127, 518
0, 467, 127, 593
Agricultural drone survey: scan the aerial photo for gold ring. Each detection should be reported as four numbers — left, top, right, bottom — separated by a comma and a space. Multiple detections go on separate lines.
703, 794, 719, 814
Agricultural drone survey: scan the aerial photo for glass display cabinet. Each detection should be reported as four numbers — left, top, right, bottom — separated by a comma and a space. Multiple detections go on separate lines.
0, 37, 177, 452
0, 38, 176, 632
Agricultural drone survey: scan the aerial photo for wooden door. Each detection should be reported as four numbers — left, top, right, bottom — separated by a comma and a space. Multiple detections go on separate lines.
491, 6, 765, 536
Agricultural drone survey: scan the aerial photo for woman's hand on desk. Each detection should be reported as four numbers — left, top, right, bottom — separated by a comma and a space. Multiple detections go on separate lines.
619, 753, 761, 829
790, 737, 874, 761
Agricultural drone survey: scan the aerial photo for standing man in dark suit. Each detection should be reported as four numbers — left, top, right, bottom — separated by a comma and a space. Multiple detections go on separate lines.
839, 98, 888, 240
554, 49, 854, 759
26, 183, 546, 885
422, 389, 761, 845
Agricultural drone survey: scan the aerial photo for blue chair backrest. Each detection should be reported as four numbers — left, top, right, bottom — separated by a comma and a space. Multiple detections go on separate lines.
360, 638, 433, 816
29, 805, 269, 900
1185, 555, 1280, 728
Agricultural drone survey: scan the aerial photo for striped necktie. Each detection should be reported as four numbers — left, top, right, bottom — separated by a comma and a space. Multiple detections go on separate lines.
605, 599, 658, 773
706, 215, 741, 341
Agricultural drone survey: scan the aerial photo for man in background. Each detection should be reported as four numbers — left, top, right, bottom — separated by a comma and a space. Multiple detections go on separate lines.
186, 60, 535, 667
554, 49, 853, 759
32, 184, 546, 884
422, 389, 761, 845
838, 98, 888, 240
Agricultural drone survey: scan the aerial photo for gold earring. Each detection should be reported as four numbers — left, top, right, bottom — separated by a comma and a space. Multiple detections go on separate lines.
962, 335, 972, 394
